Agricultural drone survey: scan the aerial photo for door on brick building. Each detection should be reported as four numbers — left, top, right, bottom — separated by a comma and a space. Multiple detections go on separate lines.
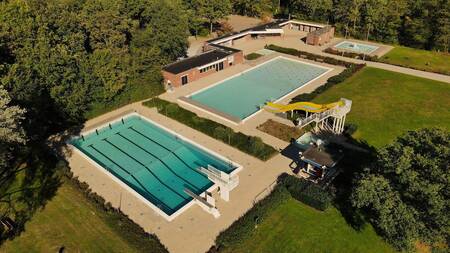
218, 62, 224, 71
181, 75, 188, 85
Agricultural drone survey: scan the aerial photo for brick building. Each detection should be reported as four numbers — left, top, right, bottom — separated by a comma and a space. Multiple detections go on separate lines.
306, 26, 335, 46
162, 46, 244, 89
162, 19, 333, 89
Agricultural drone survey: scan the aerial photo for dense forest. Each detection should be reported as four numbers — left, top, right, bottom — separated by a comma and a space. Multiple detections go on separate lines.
229, 0, 450, 52
0, 0, 190, 224
0, 0, 449, 249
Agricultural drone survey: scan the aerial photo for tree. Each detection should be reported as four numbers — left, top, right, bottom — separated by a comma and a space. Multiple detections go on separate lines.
361, 0, 386, 40
433, 0, 450, 52
352, 128, 450, 250
0, 86, 26, 144
232, 0, 276, 17
287, 0, 333, 22
195, 0, 232, 33
0, 85, 26, 193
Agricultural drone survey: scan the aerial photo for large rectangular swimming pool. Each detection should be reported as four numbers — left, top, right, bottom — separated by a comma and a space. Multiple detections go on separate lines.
71, 114, 239, 219
187, 57, 331, 122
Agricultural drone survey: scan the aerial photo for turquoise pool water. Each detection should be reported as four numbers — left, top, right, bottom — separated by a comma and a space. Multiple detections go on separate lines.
334, 41, 379, 54
71, 115, 237, 216
189, 57, 330, 121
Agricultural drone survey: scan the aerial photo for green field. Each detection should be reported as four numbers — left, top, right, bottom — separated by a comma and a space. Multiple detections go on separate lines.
221, 197, 395, 253
381, 46, 450, 75
0, 181, 167, 253
313, 67, 450, 147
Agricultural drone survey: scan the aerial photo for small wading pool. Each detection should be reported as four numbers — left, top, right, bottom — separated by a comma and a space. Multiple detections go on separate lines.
186, 57, 332, 123
334, 41, 379, 54
70, 114, 240, 220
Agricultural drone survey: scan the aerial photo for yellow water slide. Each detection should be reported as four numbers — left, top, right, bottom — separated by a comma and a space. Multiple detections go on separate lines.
265, 100, 344, 113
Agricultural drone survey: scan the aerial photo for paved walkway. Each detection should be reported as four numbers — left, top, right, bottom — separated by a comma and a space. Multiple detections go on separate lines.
160, 52, 345, 150
66, 26, 450, 253
68, 103, 295, 253
231, 28, 450, 84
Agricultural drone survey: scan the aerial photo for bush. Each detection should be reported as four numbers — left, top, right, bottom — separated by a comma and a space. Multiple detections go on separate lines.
265, 44, 360, 68
344, 123, 358, 136
281, 175, 332, 211
245, 53, 263, 60
65, 175, 168, 252
290, 63, 364, 104
213, 185, 290, 249
143, 98, 278, 160
324, 47, 380, 62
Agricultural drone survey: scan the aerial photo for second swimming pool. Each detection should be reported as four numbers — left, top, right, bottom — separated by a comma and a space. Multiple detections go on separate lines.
188, 57, 331, 122
334, 41, 379, 54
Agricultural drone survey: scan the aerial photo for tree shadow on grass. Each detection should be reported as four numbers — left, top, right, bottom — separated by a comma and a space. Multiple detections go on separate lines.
330, 137, 378, 231
0, 145, 63, 244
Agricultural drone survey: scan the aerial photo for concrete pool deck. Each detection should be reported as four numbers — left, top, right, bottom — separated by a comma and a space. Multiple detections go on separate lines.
329, 38, 393, 57
160, 52, 344, 148
68, 102, 295, 253
223, 27, 450, 83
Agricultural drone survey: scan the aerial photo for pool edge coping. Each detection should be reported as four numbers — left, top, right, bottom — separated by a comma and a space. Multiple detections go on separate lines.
333, 40, 380, 55
179, 55, 334, 125
68, 112, 243, 222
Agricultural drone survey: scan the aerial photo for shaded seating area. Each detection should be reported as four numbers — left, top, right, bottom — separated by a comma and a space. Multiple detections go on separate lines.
281, 133, 344, 183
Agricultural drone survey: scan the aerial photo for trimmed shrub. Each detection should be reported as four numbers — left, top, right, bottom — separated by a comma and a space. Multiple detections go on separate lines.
213, 185, 290, 249
344, 123, 358, 136
324, 47, 379, 62
245, 53, 263, 60
143, 98, 278, 161
281, 175, 332, 211
290, 63, 364, 104
65, 175, 168, 253
265, 44, 360, 68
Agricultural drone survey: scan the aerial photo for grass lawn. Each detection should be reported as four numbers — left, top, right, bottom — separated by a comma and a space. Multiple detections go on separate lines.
220, 197, 396, 253
380, 46, 450, 75
0, 181, 166, 253
312, 67, 450, 147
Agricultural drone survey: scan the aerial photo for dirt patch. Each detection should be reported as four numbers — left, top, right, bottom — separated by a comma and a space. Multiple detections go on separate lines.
257, 119, 304, 142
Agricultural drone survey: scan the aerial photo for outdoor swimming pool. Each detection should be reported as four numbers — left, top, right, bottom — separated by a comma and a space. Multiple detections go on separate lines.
71, 114, 239, 220
334, 41, 379, 54
187, 57, 331, 122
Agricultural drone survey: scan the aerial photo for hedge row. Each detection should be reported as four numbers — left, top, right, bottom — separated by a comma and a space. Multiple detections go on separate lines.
211, 185, 291, 251
64, 169, 168, 253
143, 98, 278, 161
291, 63, 364, 103
244, 53, 263, 60
265, 44, 360, 68
324, 47, 379, 62
281, 174, 332, 211
210, 174, 333, 251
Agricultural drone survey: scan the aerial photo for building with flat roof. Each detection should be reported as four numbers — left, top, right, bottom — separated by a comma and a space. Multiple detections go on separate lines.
162, 46, 244, 88
162, 19, 333, 89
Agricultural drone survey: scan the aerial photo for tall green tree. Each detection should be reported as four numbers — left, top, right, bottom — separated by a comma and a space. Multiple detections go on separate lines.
0, 86, 26, 144
287, 0, 332, 22
352, 128, 450, 250
232, 0, 276, 17
361, 0, 386, 40
194, 0, 232, 33
433, 0, 450, 52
